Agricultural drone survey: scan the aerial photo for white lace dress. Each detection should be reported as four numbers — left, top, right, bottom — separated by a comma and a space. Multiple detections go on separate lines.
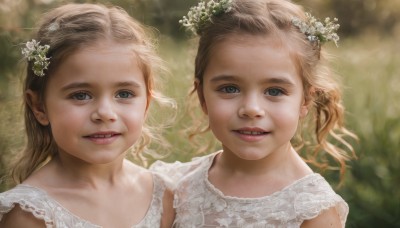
151, 151, 349, 228
0, 173, 166, 228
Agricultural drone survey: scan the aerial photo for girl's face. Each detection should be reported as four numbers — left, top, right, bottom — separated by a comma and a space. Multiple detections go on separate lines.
29, 40, 148, 165
199, 34, 308, 161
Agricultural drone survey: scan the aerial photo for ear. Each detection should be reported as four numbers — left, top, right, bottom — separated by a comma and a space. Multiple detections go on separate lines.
26, 90, 50, 126
194, 79, 208, 115
299, 102, 309, 118
300, 87, 314, 118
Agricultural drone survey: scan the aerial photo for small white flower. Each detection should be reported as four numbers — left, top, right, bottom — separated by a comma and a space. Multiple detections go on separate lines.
179, 0, 233, 35
292, 13, 340, 47
21, 39, 51, 77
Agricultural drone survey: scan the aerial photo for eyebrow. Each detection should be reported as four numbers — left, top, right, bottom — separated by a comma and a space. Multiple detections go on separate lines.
265, 77, 296, 86
61, 82, 91, 91
209, 74, 296, 86
115, 81, 142, 88
61, 81, 142, 91
209, 75, 238, 83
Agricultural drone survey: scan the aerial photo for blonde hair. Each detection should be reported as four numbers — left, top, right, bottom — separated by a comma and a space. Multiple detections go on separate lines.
12, 3, 174, 184
188, 0, 356, 178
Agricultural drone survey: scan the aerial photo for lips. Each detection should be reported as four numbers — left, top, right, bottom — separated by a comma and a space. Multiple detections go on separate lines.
235, 127, 269, 134
83, 131, 121, 144
90, 133, 116, 138
233, 127, 270, 142
236, 130, 266, 135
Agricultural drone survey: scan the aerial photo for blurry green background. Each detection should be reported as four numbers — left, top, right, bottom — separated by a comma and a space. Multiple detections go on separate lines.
0, 0, 399, 227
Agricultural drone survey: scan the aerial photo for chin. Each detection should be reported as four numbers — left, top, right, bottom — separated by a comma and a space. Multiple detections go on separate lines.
232, 151, 270, 161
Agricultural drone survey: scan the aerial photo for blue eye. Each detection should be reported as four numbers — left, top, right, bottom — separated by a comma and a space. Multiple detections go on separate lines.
266, 88, 284, 96
72, 92, 91, 100
116, 91, 133, 98
220, 86, 240, 93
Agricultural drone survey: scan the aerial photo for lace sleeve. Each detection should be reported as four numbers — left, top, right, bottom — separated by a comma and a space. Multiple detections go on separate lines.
150, 154, 212, 190
293, 175, 349, 227
150, 161, 181, 189
0, 185, 55, 227
0, 185, 99, 228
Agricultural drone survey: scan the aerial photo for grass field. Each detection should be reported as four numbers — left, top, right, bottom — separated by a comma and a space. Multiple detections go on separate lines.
159, 34, 400, 227
0, 34, 399, 226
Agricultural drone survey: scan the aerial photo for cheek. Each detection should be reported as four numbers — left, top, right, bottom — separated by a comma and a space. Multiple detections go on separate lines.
128, 112, 146, 126
123, 104, 147, 128
269, 101, 302, 125
124, 113, 146, 144
206, 110, 223, 129
46, 101, 77, 124
202, 99, 229, 132
204, 98, 232, 120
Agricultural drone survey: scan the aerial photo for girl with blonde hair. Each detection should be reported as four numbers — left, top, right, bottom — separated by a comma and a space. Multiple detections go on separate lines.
151, 0, 356, 227
0, 3, 174, 227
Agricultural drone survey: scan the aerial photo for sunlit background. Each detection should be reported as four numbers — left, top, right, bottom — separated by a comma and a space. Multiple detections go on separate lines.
0, 0, 399, 227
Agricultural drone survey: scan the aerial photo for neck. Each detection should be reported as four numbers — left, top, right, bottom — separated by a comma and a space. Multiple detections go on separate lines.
217, 143, 305, 177
50, 153, 127, 189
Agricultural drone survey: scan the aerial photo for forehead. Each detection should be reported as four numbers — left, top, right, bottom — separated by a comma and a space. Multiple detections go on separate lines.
73, 40, 139, 63
47, 40, 145, 87
210, 33, 292, 56
204, 33, 300, 81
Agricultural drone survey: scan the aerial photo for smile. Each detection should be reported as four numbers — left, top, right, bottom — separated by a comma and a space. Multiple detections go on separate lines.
83, 132, 121, 144
233, 128, 270, 142
90, 134, 115, 138
84, 131, 121, 138
237, 131, 267, 135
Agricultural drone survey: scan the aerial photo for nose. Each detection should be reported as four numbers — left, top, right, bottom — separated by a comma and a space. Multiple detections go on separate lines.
91, 98, 118, 122
238, 94, 265, 118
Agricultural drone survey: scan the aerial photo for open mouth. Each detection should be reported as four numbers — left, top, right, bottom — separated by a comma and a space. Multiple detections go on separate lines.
88, 134, 117, 138
83, 132, 121, 139
83, 132, 121, 144
233, 128, 270, 141
236, 130, 268, 135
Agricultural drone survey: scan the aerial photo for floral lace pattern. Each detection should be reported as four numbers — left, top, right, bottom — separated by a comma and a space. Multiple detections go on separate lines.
151, 151, 349, 228
0, 173, 166, 228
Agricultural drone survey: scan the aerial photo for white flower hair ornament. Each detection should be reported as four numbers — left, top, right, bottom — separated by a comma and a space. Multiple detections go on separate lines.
21, 39, 51, 77
179, 0, 233, 35
179, 1, 339, 48
292, 13, 340, 47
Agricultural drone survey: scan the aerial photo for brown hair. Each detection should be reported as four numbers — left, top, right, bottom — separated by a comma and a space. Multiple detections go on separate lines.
12, 3, 174, 184
188, 0, 356, 178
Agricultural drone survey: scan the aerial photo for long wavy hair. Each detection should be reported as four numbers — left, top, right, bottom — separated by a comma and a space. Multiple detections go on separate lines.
187, 0, 357, 179
11, 3, 175, 184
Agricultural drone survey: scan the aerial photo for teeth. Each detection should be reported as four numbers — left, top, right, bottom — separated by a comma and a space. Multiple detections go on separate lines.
239, 131, 264, 135
92, 134, 113, 138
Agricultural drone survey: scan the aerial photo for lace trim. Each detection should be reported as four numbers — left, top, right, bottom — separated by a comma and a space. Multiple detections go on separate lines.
201, 153, 319, 202
135, 173, 166, 227
0, 198, 59, 228
0, 173, 166, 228
152, 151, 348, 227
150, 151, 219, 190
0, 184, 97, 228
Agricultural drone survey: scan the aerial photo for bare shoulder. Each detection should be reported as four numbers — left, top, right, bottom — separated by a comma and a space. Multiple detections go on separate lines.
160, 188, 175, 228
123, 160, 155, 197
0, 205, 46, 228
301, 207, 343, 228
124, 159, 153, 180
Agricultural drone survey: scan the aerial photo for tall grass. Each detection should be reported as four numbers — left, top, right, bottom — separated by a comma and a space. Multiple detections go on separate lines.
331, 34, 400, 227
157, 34, 400, 227
0, 72, 24, 191
0, 34, 399, 226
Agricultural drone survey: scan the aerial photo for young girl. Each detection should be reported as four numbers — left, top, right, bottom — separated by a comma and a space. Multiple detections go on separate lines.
151, 0, 356, 227
0, 3, 174, 228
